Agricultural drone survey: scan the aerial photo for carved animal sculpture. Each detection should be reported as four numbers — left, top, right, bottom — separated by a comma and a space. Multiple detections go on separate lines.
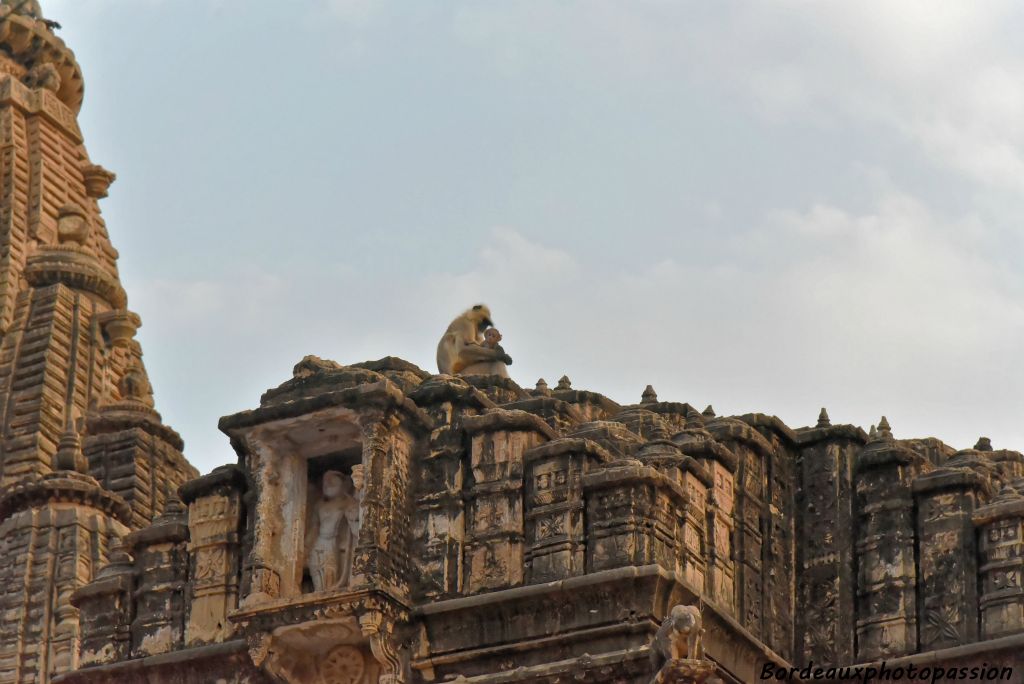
436, 304, 513, 375
651, 604, 704, 668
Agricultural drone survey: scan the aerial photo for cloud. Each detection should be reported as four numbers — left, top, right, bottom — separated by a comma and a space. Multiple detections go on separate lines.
449, 1, 1024, 192
407, 200, 1024, 454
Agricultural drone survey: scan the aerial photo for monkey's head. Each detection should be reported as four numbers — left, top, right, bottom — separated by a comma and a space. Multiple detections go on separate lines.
468, 304, 494, 331
669, 604, 700, 630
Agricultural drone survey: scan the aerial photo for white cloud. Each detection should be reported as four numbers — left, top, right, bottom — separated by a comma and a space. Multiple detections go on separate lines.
449, 1, 1024, 191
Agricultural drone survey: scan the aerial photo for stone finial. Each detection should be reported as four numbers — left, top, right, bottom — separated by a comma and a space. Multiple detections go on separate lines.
877, 416, 893, 440
53, 420, 88, 474
685, 407, 705, 429
95, 539, 133, 579
534, 378, 550, 396
868, 424, 877, 439
975, 436, 993, 452
56, 204, 90, 245
160, 495, 186, 520
556, 375, 572, 391
702, 405, 715, 418
82, 163, 116, 199
817, 407, 831, 428
641, 385, 658, 404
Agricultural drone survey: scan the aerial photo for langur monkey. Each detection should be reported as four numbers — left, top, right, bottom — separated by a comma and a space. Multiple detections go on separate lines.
436, 304, 513, 375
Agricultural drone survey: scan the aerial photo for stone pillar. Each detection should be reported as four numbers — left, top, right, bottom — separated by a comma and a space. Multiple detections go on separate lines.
676, 439, 738, 612
854, 421, 928, 660
523, 438, 611, 582
125, 498, 189, 657
635, 439, 712, 593
794, 423, 864, 667
677, 457, 712, 594
974, 486, 1024, 639
179, 464, 245, 647
462, 410, 554, 593
71, 542, 134, 667
583, 460, 689, 572
407, 376, 493, 599
913, 467, 990, 650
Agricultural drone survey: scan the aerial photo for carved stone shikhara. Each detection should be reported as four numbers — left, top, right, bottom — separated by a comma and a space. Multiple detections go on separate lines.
0, 4, 195, 683
0, 5, 1023, 684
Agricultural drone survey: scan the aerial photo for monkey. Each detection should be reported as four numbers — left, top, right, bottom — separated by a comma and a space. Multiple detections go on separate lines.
650, 604, 703, 669
436, 304, 513, 375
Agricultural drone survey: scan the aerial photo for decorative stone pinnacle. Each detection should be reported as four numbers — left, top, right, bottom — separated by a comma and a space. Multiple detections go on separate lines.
535, 378, 548, 392
877, 416, 893, 440
556, 375, 572, 391
95, 539, 133, 579
161, 495, 186, 520
641, 385, 658, 404
868, 424, 877, 439
817, 407, 831, 428
975, 436, 993, 452
53, 420, 87, 474
702, 405, 715, 418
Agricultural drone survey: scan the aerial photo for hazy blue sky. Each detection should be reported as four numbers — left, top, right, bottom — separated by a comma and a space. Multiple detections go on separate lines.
46, 1, 1024, 474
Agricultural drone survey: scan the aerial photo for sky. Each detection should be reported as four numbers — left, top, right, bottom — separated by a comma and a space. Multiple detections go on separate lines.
43, 0, 1024, 475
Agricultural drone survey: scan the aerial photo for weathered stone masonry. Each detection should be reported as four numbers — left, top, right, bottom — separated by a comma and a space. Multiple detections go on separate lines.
59, 360, 1024, 683
0, 2, 1021, 683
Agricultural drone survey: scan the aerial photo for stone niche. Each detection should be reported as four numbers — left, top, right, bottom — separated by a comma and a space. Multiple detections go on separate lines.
236, 406, 367, 604
220, 362, 424, 684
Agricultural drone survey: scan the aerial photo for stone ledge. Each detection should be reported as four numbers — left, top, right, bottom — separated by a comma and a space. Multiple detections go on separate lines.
51, 640, 258, 683
524, 437, 614, 465
179, 464, 247, 504
463, 409, 559, 440
219, 379, 431, 434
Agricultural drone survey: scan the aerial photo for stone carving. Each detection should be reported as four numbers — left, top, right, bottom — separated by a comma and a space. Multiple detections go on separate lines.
320, 645, 366, 684
305, 467, 364, 592
436, 304, 512, 376
24, 62, 60, 91
57, 203, 90, 245
651, 604, 704, 667
118, 361, 154, 406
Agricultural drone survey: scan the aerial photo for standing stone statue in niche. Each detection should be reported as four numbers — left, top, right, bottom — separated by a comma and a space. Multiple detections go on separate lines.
304, 466, 363, 592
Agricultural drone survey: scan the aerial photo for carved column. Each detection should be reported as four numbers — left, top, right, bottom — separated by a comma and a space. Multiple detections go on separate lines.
676, 439, 737, 612
854, 424, 928, 660
71, 541, 134, 667
974, 486, 1024, 639
461, 410, 554, 593
913, 467, 990, 651
523, 438, 611, 582
635, 439, 712, 593
407, 376, 494, 599
584, 460, 689, 572
677, 457, 712, 593
126, 498, 189, 657
794, 425, 863, 667
180, 464, 245, 647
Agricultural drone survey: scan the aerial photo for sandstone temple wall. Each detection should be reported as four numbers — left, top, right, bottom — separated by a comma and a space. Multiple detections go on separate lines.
56, 359, 1024, 683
